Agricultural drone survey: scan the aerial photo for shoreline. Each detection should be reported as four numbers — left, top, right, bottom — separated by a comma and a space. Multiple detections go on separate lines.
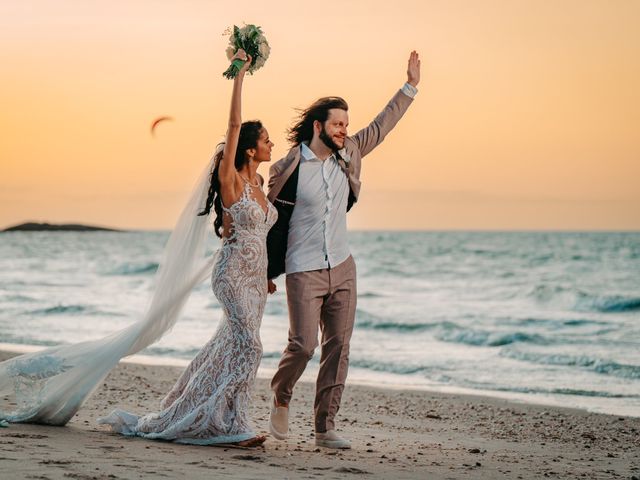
2, 349, 640, 479
1, 342, 637, 419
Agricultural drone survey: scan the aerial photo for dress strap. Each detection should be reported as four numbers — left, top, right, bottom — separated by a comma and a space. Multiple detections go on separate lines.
221, 182, 251, 214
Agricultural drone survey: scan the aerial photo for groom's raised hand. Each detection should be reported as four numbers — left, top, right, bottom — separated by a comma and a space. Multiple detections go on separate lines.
407, 50, 421, 87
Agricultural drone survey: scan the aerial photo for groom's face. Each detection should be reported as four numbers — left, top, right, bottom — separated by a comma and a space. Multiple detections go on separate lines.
319, 108, 349, 151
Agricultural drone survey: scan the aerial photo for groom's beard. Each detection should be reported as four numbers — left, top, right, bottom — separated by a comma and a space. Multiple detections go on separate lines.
319, 125, 342, 152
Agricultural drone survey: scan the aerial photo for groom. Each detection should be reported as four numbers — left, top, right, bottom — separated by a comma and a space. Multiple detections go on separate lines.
266, 51, 421, 449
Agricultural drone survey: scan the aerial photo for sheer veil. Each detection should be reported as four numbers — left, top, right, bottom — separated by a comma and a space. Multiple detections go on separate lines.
0, 148, 222, 425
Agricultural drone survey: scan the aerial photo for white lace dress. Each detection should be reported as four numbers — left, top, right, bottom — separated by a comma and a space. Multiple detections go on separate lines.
98, 182, 277, 444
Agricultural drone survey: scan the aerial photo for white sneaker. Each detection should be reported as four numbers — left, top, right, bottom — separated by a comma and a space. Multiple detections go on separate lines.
315, 430, 351, 449
268, 396, 289, 440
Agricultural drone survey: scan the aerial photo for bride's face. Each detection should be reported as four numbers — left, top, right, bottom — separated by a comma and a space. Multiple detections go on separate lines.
253, 128, 274, 163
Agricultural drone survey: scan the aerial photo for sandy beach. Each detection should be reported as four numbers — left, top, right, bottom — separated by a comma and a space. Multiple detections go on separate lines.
1, 350, 638, 479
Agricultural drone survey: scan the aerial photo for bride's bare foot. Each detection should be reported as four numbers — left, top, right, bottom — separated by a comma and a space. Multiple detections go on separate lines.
236, 435, 266, 448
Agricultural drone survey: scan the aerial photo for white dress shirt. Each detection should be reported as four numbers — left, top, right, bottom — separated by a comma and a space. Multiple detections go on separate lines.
285, 143, 351, 274
401, 82, 418, 98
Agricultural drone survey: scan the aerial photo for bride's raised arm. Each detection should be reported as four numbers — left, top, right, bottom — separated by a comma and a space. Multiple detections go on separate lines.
218, 50, 252, 208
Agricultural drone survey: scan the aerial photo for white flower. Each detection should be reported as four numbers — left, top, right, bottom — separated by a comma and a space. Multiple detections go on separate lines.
225, 45, 235, 61
258, 41, 270, 59
253, 57, 265, 70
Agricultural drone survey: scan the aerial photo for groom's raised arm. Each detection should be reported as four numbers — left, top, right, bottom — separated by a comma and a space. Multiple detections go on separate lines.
351, 51, 421, 158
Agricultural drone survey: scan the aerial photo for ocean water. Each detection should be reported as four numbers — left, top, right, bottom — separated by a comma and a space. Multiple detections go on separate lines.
1, 231, 639, 417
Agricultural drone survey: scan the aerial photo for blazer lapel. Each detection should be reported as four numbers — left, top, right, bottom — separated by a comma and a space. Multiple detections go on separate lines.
268, 146, 301, 202
335, 149, 355, 180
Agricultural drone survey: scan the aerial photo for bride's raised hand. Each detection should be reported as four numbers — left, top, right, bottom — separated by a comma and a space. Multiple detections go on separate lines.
232, 49, 252, 76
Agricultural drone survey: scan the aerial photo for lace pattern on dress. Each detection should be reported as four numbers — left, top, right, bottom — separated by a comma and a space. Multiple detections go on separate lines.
98, 181, 277, 444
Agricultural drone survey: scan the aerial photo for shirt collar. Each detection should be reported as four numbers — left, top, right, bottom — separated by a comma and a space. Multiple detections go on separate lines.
300, 142, 347, 163
300, 143, 317, 162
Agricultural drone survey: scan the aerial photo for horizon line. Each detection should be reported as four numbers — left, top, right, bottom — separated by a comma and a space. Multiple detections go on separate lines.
3, 221, 640, 234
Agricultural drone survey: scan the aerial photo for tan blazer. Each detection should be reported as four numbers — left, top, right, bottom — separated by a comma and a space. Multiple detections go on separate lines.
267, 89, 414, 205
265, 89, 414, 279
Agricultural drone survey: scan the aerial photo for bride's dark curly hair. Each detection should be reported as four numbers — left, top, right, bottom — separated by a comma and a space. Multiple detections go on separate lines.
198, 120, 263, 238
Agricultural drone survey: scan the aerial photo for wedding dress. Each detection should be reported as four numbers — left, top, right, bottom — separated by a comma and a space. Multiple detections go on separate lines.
98, 180, 277, 444
0, 151, 275, 441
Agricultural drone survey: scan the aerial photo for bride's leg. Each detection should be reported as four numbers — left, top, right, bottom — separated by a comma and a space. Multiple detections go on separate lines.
162, 259, 239, 410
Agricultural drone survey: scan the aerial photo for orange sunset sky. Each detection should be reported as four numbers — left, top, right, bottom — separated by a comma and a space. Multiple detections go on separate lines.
1, 0, 639, 230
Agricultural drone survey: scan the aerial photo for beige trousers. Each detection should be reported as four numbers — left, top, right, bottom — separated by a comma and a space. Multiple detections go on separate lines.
270, 255, 357, 433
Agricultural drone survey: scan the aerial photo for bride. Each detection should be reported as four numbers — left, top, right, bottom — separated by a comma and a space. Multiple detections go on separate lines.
0, 50, 277, 447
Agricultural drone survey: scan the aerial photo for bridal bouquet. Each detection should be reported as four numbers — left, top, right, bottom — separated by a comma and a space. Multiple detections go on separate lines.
223, 24, 270, 79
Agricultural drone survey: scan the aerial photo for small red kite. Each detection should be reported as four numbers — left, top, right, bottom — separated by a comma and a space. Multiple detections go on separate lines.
150, 116, 173, 137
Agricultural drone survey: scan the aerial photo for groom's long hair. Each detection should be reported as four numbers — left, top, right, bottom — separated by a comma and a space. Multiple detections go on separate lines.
287, 97, 348, 145
198, 120, 263, 238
